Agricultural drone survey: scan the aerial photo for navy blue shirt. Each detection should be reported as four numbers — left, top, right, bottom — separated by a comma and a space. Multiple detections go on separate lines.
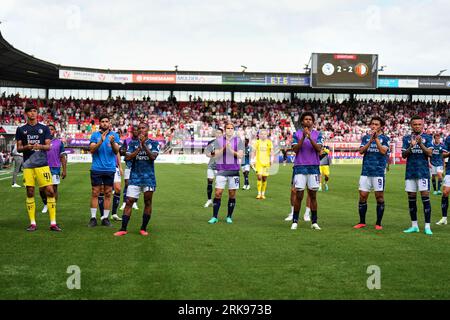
205, 139, 217, 170
127, 139, 160, 187
430, 142, 445, 167
360, 134, 390, 177
242, 145, 251, 166
402, 133, 432, 180
15, 123, 51, 168
124, 138, 139, 169
90, 130, 120, 173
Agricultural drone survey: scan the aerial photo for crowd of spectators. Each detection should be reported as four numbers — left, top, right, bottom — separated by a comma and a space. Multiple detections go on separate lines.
1, 93, 448, 150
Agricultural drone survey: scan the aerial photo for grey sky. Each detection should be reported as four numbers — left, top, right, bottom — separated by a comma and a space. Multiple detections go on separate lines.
1, 0, 449, 75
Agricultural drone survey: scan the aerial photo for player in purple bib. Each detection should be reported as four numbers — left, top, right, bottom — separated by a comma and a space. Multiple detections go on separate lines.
39, 124, 67, 214
207, 123, 244, 224
290, 112, 323, 231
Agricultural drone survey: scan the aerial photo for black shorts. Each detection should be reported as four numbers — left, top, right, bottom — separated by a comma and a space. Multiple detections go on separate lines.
90, 170, 115, 187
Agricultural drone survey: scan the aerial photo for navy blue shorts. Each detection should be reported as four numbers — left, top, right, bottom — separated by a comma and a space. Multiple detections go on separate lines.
90, 170, 115, 187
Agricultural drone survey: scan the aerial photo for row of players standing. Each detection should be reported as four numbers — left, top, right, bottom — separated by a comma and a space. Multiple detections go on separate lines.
201, 112, 450, 234
14, 106, 450, 235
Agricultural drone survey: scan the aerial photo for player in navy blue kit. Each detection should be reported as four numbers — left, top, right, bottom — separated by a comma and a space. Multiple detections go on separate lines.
436, 134, 450, 225
120, 125, 140, 211
15, 105, 61, 232
429, 133, 445, 195
401, 115, 433, 235
114, 122, 160, 236
354, 117, 390, 230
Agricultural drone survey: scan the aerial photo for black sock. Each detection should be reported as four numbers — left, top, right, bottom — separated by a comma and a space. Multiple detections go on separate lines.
141, 213, 151, 231
432, 178, 437, 191
213, 198, 221, 218
376, 201, 385, 226
40, 189, 47, 205
120, 215, 130, 231
422, 196, 431, 224
207, 181, 213, 200
244, 172, 249, 186
123, 186, 128, 203
311, 210, 318, 224
112, 193, 121, 215
408, 197, 417, 222
293, 210, 299, 223
438, 179, 442, 191
98, 193, 104, 216
358, 201, 368, 224
227, 199, 236, 218
442, 196, 449, 218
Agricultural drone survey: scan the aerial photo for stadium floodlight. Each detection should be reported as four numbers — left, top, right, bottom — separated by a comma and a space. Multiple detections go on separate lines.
437, 69, 447, 76
241, 65, 247, 73
378, 65, 387, 71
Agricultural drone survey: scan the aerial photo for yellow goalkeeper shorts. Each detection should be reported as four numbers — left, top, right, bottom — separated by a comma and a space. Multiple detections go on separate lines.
320, 165, 330, 177
23, 166, 53, 188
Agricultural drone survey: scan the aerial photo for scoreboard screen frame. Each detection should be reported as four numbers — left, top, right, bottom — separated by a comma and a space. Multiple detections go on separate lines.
310, 53, 379, 89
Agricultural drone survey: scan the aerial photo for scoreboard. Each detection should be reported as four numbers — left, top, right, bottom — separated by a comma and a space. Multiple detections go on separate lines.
310, 53, 378, 89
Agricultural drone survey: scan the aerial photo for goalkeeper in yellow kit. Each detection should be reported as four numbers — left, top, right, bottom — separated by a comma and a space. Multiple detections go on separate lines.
251, 129, 274, 199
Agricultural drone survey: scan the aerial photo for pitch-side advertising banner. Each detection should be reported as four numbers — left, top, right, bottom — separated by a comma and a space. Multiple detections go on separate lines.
176, 75, 222, 84
59, 69, 132, 83
132, 74, 176, 84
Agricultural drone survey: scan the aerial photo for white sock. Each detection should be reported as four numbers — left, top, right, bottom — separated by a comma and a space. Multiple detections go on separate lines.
290, 206, 294, 214
102, 209, 110, 220
443, 217, 448, 221
305, 207, 311, 215
90, 208, 97, 219
425, 223, 431, 229
412, 221, 419, 228
262, 192, 265, 196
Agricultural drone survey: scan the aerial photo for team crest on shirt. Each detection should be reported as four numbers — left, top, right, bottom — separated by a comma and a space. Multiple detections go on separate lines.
38, 129, 43, 134
24, 131, 27, 134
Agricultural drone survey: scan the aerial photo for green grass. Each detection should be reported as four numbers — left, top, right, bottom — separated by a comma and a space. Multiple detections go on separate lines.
1, 164, 450, 299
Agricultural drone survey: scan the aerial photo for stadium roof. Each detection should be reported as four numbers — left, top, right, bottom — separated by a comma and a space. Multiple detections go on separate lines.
1, 31, 450, 94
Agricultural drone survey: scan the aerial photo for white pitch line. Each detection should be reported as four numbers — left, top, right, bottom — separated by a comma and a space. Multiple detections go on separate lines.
0, 173, 22, 181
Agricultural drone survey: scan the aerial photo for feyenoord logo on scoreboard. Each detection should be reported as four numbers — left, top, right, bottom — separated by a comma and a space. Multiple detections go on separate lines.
355, 63, 369, 77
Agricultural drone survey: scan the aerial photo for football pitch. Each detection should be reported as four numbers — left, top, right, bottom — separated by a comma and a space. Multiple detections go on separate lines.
1, 163, 450, 300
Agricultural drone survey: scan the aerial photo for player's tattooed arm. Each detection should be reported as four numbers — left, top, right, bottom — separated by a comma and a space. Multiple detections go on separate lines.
416, 136, 432, 157
141, 142, 158, 161
40, 138, 52, 151
30, 138, 51, 151
125, 146, 141, 161
359, 140, 371, 154
402, 137, 416, 158
16, 140, 33, 152
374, 137, 388, 155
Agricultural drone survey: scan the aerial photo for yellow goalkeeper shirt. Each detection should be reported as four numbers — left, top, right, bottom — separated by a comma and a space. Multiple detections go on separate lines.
253, 139, 273, 166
